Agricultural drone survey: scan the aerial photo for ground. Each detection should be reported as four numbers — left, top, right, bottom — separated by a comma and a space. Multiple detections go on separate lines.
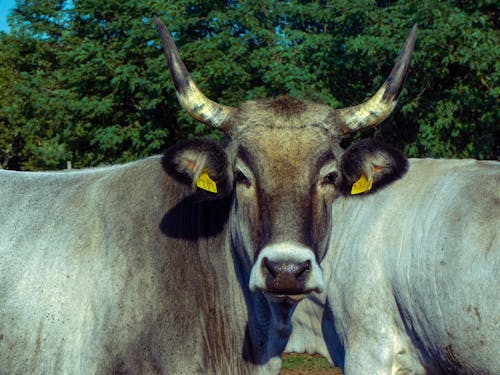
281, 354, 342, 374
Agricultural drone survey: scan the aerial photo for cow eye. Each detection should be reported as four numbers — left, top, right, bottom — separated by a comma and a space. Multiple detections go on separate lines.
234, 170, 250, 186
322, 172, 337, 185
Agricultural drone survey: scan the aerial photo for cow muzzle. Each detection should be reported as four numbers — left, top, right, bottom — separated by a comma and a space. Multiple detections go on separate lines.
249, 242, 323, 302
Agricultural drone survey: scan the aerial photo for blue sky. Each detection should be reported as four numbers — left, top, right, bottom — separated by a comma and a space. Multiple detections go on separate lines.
0, 0, 16, 33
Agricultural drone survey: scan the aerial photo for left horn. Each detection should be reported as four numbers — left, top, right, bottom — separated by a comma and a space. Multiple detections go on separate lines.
154, 17, 236, 132
331, 24, 418, 135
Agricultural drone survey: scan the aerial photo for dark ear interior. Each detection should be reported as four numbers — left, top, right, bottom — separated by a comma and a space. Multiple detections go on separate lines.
162, 138, 230, 197
338, 139, 408, 196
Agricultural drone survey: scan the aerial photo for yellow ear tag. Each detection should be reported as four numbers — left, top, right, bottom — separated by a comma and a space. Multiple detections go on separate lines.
196, 172, 218, 193
351, 174, 373, 195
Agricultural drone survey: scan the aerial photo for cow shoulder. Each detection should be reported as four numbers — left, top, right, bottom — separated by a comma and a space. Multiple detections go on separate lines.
338, 139, 408, 196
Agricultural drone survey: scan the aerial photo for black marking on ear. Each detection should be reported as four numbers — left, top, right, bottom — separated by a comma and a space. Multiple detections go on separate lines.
161, 138, 230, 198
369, 146, 408, 193
162, 140, 195, 185
338, 139, 408, 196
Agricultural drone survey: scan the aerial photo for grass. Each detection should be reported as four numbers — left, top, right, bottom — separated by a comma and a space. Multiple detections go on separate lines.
280, 353, 343, 374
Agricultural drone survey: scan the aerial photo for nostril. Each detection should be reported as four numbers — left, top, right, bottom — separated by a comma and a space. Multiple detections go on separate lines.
261, 257, 314, 294
263, 257, 279, 277
296, 260, 311, 279
263, 258, 311, 280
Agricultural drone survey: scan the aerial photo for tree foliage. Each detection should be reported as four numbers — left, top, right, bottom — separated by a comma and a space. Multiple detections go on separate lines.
0, 0, 498, 170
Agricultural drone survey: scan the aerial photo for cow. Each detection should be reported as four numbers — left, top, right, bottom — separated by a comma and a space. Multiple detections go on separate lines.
0, 18, 417, 374
287, 157, 500, 374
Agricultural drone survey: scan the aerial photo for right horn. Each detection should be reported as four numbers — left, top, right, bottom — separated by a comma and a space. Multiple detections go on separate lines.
154, 17, 236, 132
332, 24, 418, 136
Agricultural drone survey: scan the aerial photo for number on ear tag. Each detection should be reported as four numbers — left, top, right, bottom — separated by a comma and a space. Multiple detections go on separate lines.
196, 172, 218, 193
351, 174, 373, 195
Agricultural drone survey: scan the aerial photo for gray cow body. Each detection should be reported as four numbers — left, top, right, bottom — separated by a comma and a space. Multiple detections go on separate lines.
288, 158, 500, 374
0, 157, 287, 374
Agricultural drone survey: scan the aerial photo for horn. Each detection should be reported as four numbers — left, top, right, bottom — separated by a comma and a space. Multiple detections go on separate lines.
331, 24, 418, 136
154, 17, 236, 132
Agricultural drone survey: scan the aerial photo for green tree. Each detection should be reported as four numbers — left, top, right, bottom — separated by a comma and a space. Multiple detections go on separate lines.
1, 1, 175, 169
0, 0, 498, 170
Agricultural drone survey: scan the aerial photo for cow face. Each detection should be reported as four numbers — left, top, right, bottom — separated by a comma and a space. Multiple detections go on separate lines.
155, 18, 416, 302
228, 99, 338, 300
161, 99, 408, 302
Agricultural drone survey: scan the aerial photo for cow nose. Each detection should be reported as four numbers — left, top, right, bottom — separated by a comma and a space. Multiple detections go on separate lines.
263, 257, 310, 294
248, 242, 324, 297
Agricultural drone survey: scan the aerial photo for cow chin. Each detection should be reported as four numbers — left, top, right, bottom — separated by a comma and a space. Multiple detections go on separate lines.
263, 292, 309, 304
249, 242, 324, 301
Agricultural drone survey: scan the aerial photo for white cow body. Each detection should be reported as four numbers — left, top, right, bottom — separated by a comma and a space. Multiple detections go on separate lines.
289, 158, 500, 374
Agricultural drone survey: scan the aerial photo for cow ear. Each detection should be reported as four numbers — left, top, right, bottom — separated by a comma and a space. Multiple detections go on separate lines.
338, 139, 408, 196
162, 139, 230, 197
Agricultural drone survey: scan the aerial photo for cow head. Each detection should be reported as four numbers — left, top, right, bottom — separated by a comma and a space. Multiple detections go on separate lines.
155, 18, 416, 303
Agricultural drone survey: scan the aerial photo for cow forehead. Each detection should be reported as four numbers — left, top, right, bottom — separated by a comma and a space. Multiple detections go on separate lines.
239, 127, 331, 164
226, 97, 339, 190
231, 127, 334, 193
232, 96, 336, 135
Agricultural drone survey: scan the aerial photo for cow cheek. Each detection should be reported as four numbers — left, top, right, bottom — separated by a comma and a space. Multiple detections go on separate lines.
235, 186, 260, 258
312, 189, 335, 258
